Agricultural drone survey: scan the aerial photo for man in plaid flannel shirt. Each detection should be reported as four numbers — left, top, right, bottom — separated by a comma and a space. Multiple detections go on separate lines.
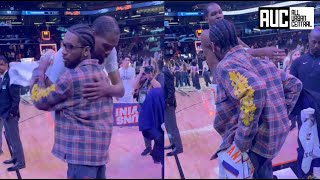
30, 24, 113, 178
209, 19, 302, 178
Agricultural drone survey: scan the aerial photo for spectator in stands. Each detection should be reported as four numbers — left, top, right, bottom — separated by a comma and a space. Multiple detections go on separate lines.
181, 63, 191, 87
283, 48, 301, 74
203, 64, 212, 87
174, 63, 182, 88
191, 60, 201, 90
118, 56, 136, 103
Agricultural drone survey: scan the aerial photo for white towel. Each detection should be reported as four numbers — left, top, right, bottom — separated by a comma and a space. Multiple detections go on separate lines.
299, 108, 319, 174
8, 61, 39, 87
45, 48, 66, 83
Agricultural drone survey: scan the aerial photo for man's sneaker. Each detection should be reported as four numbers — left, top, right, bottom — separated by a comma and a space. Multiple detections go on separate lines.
141, 148, 152, 156
308, 174, 318, 179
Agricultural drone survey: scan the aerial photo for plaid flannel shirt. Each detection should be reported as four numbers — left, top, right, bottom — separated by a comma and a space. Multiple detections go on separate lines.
31, 59, 113, 166
213, 45, 302, 159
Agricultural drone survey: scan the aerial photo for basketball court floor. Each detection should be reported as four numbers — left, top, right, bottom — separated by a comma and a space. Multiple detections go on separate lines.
164, 79, 303, 179
0, 78, 317, 179
0, 99, 162, 179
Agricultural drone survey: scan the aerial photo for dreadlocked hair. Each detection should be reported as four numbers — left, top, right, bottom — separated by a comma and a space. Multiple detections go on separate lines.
209, 19, 239, 52
68, 24, 95, 53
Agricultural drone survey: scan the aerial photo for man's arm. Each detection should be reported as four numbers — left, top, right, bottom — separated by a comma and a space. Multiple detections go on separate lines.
107, 70, 125, 97
8, 84, 21, 117
30, 66, 72, 111
238, 37, 286, 60
289, 59, 303, 115
280, 70, 303, 114
83, 48, 124, 99
105, 48, 124, 97
217, 63, 267, 153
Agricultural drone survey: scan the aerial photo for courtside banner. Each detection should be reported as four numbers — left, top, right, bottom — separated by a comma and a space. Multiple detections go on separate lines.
259, 7, 314, 30
113, 103, 139, 126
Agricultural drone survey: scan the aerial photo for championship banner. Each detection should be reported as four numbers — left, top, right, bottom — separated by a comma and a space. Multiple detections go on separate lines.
113, 103, 139, 127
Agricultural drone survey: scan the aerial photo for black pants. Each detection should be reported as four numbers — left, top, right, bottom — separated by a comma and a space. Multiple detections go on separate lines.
192, 73, 201, 90
164, 106, 183, 152
175, 72, 183, 88
67, 164, 106, 179
248, 151, 273, 179
142, 130, 164, 165
203, 71, 212, 87
144, 136, 152, 149
181, 72, 190, 86
4, 115, 25, 164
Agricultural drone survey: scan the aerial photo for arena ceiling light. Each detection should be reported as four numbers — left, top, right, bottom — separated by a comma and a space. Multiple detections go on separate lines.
11, 22, 22, 25
131, 14, 141, 18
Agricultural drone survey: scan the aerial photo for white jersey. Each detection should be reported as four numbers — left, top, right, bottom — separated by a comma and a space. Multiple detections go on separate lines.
118, 66, 135, 103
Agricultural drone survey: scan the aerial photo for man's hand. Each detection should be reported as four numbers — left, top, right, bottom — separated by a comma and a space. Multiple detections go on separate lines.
39, 49, 55, 71
260, 47, 286, 61
83, 75, 111, 100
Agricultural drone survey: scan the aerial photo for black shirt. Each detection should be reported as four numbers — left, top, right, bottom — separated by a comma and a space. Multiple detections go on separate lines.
290, 52, 320, 93
290, 52, 320, 115
163, 65, 176, 107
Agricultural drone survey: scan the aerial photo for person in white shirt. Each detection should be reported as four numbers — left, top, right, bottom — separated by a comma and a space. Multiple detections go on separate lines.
118, 56, 136, 103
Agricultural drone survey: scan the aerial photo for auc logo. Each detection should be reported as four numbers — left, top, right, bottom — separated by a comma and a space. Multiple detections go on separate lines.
259, 7, 314, 30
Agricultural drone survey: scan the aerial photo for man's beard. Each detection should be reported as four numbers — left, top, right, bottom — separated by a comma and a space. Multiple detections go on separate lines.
311, 49, 320, 57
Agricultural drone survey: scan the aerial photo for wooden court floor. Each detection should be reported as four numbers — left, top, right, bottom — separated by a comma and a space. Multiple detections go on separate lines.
0, 80, 306, 179
164, 80, 299, 179
0, 101, 161, 179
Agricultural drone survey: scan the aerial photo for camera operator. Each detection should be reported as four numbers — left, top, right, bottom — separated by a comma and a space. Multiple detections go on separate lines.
132, 58, 163, 161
